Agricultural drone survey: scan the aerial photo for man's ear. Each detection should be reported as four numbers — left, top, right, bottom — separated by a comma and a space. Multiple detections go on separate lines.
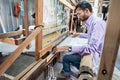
85, 8, 89, 12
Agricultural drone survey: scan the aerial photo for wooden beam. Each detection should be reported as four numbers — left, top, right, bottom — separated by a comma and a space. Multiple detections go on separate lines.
14, 60, 40, 80
39, 45, 53, 58
0, 30, 23, 39
43, 26, 61, 36
78, 54, 93, 80
24, 0, 31, 49
35, 0, 43, 60
2, 73, 15, 80
15, 37, 26, 45
0, 37, 26, 45
15, 32, 67, 79
97, 0, 120, 80
39, 32, 68, 58
70, 11, 75, 32
59, 0, 75, 10
20, 59, 46, 80
71, 0, 77, 6
24, 0, 29, 37
0, 38, 15, 45
0, 27, 41, 76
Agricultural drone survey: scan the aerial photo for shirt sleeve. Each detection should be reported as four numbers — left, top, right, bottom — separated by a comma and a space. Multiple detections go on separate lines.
79, 33, 88, 38
72, 21, 106, 55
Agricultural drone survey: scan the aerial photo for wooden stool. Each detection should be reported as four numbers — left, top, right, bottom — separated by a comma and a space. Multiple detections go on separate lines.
78, 54, 94, 80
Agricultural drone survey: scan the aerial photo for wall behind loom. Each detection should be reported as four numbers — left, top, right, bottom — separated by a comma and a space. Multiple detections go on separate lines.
0, 0, 35, 33
0, 0, 70, 33
43, 0, 70, 28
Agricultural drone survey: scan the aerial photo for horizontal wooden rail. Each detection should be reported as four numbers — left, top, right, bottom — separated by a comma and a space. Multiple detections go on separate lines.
59, 0, 75, 10
15, 37, 26, 45
20, 59, 46, 80
0, 37, 26, 45
14, 32, 68, 80
2, 73, 15, 80
0, 30, 24, 39
43, 26, 60, 36
14, 60, 39, 80
0, 27, 42, 76
0, 38, 16, 45
39, 32, 68, 58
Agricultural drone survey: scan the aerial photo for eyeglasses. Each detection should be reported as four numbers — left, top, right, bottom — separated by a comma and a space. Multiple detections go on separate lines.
76, 13, 80, 17
74, 13, 80, 16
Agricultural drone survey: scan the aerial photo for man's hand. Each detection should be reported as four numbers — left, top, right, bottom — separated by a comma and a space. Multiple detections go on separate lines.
72, 32, 80, 37
54, 46, 69, 54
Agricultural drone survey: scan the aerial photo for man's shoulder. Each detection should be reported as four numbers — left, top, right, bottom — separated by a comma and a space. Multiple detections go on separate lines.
92, 15, 105, 24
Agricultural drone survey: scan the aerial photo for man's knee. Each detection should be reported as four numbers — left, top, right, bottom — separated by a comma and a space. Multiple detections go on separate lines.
63, 55, 70, 62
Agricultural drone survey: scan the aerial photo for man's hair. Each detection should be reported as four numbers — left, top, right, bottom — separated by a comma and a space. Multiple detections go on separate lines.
75, 1, 92, 12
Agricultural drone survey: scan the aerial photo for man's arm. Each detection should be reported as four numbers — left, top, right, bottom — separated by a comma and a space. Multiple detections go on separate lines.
54, 46, 69, 53
79, 33, 88, 38
72, 32, 88, 38
72, 21, 106, 55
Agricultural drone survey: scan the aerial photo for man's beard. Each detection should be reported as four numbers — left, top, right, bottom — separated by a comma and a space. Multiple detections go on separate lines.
81, 14, 88, 21
82, 16, 88, 21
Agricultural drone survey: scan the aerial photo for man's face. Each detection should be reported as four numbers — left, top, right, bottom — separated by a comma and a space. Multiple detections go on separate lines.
76, 7, 88, 21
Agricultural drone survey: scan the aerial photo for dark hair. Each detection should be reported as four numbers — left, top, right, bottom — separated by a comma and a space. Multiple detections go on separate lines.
75, 1, 92, 12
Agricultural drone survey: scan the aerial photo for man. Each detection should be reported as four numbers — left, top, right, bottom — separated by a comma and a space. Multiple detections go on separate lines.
55, 1, 106, 80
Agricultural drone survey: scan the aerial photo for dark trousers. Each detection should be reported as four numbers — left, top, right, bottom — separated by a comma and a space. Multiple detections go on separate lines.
62, 54, 81, 77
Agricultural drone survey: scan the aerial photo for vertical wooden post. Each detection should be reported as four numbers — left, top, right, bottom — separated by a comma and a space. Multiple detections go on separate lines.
99, 0, 103, 13
24, 0, 29, 37
70, 10, 74, 32
24, 0, 30, 49
97, 0, 120, 80
35, 0, 43, 60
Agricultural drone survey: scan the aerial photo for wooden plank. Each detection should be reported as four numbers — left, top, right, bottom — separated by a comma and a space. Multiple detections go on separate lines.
39, 32, 68, 58
0, 38, 15, 45
59, 0, 75, 10
70, 11, 75, 32
20, 59, 46, 80
71, 0, 76, 6
22, 29, 32, 35
42, 31, 61, 47
0, 37, 26, 45
79, 54, 93, 80
21, 52, 35, 57
97, 0, 120, 80
39, 45, 53, 58
24, 0, 29, 37
15, 34, 66, 79
35, 0, 43, 60
80, 54, 93, 69
24, 0, 31, 49
2, 73, 15, 80
0, 30, 23, 39
0, 27, 41, 76
14, 60, 39, 80
15, 37, 26, 45
43, 26, 61, 36
15, 33, 67, 80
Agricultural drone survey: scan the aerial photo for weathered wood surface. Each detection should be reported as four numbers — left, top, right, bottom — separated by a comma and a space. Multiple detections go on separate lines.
0, 27, 41, 76
35, 0, 43, 60
0, 30, 24, 39
59, 0, 75, 10
97, 0, 120, 80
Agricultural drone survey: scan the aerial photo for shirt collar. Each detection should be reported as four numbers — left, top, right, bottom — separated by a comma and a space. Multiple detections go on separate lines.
85, 14, 94, 27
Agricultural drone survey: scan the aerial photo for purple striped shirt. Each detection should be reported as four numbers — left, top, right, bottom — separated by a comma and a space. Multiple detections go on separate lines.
72, 14, 106, 56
